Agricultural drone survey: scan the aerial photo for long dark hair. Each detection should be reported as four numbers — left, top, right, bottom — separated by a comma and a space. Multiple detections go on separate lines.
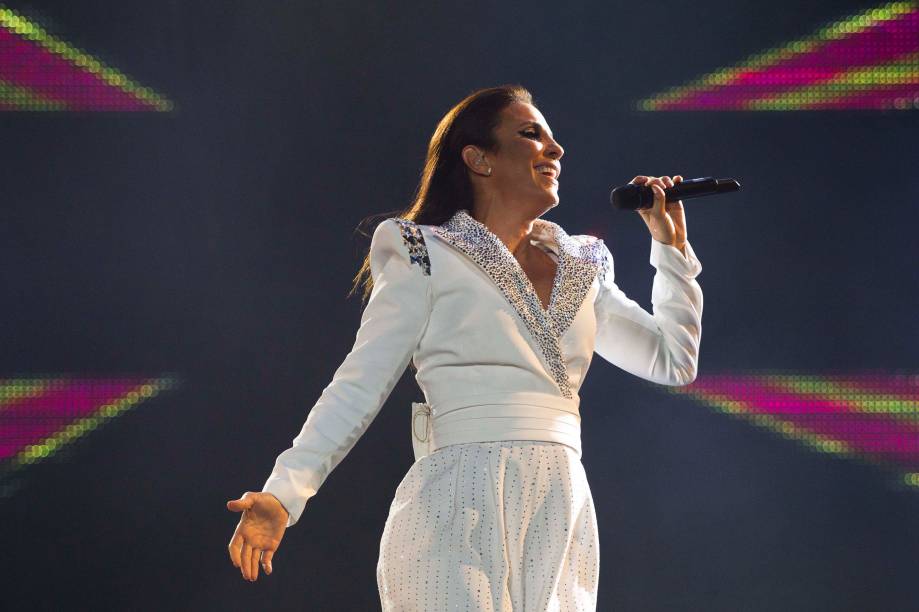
348, 84, 534, 303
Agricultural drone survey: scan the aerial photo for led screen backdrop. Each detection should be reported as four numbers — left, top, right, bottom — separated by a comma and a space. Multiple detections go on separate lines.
1, 1, 916, 610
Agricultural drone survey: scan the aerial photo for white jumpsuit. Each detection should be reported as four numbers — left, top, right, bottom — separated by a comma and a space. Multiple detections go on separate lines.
262, 208, 703, 611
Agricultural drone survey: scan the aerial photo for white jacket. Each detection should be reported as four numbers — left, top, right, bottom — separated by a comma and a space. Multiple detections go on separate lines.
263, 208, 703, 526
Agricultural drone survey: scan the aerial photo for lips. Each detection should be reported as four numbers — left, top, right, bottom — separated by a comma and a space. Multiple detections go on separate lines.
533, 162, 560, 180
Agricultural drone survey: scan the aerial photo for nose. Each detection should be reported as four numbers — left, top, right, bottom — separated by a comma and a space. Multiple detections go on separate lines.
546, 137, 564, 160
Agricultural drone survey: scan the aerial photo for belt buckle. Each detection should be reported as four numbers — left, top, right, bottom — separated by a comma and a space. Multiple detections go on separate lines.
411, 402, 432, 461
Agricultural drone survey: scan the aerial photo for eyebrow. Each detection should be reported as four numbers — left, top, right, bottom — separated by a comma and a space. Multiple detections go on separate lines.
517, 121, 554, 140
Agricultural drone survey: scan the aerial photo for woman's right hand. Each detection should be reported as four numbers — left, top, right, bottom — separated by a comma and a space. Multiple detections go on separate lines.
227, 491, 289, 581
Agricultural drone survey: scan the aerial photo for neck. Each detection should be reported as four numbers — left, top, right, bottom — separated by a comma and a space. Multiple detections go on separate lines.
469, 205, 541, 257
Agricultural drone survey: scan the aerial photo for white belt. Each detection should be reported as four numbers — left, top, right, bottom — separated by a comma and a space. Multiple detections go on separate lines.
410, 392, 582, 461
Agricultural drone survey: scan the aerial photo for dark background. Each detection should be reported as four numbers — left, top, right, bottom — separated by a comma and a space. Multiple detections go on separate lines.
2, 1, 917, 610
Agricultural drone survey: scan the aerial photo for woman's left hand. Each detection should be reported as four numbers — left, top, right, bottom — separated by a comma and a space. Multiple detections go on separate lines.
631, 175, 687, 253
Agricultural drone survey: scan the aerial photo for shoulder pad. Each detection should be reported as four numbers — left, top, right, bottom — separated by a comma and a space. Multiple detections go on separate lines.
570, 233, 611, 284
391, 218, 431, 276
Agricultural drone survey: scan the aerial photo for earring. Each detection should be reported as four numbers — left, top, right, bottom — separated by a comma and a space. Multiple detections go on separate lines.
477, 154, 491, 176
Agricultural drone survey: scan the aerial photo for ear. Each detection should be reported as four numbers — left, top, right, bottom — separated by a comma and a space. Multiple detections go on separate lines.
461, 145, 489, 176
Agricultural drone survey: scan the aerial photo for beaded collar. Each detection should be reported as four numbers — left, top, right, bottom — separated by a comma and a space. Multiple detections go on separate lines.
431, 208, 608, 398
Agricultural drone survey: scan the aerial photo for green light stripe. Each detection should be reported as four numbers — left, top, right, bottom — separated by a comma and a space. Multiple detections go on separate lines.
0, 6, 172, 111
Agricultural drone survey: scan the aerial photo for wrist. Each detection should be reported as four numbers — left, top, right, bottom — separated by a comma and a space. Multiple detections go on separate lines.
654, 237, 688, 258
264, 492, 290, 519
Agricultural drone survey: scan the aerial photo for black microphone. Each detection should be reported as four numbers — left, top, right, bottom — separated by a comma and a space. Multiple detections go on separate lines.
610, 177, 741, 210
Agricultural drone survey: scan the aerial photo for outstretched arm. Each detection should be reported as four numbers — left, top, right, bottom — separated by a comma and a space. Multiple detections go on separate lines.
261, 219, 433, 527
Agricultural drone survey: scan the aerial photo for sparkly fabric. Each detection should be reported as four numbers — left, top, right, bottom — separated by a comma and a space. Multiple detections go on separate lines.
377, 441, 599, 611
432, 209, 607, 398
394, 218, 431, 276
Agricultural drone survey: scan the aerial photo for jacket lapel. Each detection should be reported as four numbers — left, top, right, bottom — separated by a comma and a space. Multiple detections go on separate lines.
548, 222, 609, 336
432, 209, 607, 399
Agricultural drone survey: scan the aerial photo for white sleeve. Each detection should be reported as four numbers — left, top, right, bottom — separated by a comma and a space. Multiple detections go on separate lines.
261, 218, 432, 527
593, 237, 703, 386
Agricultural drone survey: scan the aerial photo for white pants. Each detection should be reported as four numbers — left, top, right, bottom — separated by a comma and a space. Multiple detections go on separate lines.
377, 441, 599, 611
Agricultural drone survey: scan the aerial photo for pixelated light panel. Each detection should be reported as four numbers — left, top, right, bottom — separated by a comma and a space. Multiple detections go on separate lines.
0, 375, 179, 498
636, 2, 919, 111
656, 372, 919, 490
0, 6, 171, 111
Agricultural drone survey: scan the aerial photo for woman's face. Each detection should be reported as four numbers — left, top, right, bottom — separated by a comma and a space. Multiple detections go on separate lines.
467, 101, 565, 212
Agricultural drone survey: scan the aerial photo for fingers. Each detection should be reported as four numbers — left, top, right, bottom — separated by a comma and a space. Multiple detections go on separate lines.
241, 542, 254, 581
667, 175, 685, 210
631, 175, 680, 186
239, 543, 261, 582
631, 175, 683, 213
250, 547, 261, 582
660, 175, 678, 210
227, 495, 253, 512
644, 176, 666, 216
262, 549, 275, 575
230, 534, 271, 581
228, 532, 243, 569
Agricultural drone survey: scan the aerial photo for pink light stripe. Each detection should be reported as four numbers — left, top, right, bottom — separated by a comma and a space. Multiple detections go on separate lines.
657, 11, 918, 109
729, 13, 915, 88
698, 375, 919, 427
0, 29, 151, 110
769, 376, 919, 426
693, 379, 919, 452
701, 376, 919, 430
734, 14, 919, 85
691, 377, 919, 464
0, 380, 145, 460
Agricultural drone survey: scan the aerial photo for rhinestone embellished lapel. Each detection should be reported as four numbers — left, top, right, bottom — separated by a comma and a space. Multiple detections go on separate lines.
431, 209, 607, 398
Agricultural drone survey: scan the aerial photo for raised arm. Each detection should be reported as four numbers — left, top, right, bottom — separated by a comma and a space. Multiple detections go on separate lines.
593, 237, 703, 385
261, 218, 432, 527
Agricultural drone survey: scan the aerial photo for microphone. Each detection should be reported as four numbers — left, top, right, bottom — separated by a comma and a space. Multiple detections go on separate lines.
610, 176, 741, 210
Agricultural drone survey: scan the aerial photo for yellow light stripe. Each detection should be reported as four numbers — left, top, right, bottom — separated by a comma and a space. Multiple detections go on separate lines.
0, 80, 67, 110
0, 378, 60, 410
